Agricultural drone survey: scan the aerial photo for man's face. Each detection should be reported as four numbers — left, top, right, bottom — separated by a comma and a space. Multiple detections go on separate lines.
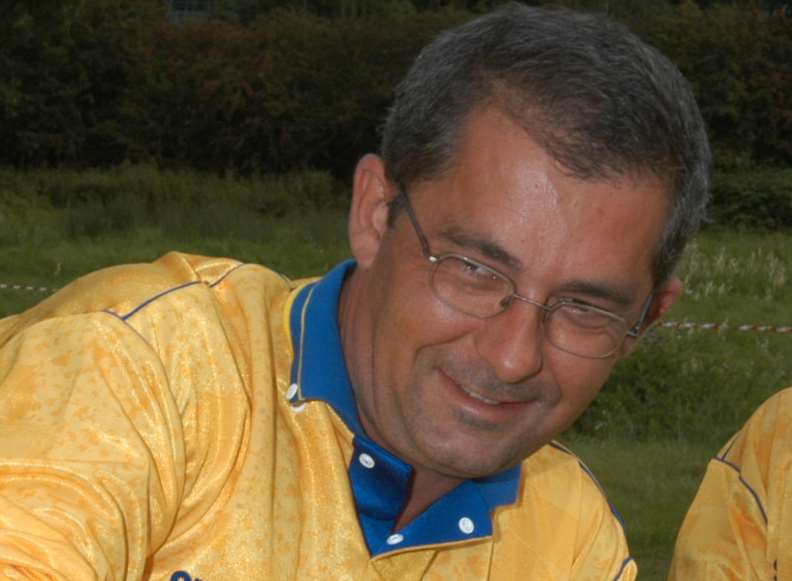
345, 107, 678, 480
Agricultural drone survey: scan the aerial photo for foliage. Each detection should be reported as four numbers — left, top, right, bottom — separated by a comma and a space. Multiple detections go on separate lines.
209, 0, 508, 20
0, 167, 350, 318
0, 164, 345, 239
0, 0, 169, 167
577, 329, 790, 445
2, 1, 791, 174
155, 9, 468, 175
575, 230, 792, 446
0, 171, 60, 246
708, 167, 792, 229
632, 1, 792, 168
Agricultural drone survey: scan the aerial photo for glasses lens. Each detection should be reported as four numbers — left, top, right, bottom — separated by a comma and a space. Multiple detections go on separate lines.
429, 253, 627, 358
547, 304, 626, 358
431, 255, 512, 318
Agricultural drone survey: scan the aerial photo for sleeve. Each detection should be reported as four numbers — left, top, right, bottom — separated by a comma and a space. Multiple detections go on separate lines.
667, 391, 787, 581
569, 488, 637, 581
0, 313, 186, 580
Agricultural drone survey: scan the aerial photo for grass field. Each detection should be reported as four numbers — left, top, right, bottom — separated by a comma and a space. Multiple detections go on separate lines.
2, 167, 791, 579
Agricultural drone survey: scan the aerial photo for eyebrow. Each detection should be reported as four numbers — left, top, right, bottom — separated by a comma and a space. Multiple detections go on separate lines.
437, 225, 524, 271
556, 280, 635, 308
437, 225, 637, 308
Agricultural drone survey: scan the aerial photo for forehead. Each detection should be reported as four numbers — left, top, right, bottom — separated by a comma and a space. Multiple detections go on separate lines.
408, 107, 670, 295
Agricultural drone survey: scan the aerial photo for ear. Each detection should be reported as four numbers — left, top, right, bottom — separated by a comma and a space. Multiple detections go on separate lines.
645, 276, 684, 328
620, 276, 683, 355
349, 154, 395, 268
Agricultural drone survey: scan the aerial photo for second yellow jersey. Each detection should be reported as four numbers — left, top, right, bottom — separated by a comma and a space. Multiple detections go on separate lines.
669, 387, 792, 580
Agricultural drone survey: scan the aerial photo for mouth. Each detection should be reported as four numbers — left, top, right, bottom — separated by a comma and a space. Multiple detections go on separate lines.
457, 384, 502, 406
439, 369, 533, 414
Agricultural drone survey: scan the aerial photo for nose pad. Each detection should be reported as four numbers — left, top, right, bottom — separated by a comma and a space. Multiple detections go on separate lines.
499, 295, 514, 310
473, 302, 544, 384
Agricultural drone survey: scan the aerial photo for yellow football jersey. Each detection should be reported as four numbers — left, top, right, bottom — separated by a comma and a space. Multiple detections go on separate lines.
669, 387, 792, 580
0, 253, 635, 580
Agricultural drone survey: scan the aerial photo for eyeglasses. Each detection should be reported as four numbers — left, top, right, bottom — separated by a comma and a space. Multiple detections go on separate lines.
396, 190, 653, 359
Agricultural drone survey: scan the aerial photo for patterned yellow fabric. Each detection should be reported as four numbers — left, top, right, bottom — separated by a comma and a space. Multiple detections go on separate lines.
669, 387, 792, 580
0, 253, 635, 580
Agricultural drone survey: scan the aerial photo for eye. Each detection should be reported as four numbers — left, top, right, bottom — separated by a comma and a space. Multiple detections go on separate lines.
460, 259, 495, 280
556, 300, 614, 330
564, 300, 594, 314
437, 256, 506, 292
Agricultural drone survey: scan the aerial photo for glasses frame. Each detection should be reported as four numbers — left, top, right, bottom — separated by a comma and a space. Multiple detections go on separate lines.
395, 190, 654, 359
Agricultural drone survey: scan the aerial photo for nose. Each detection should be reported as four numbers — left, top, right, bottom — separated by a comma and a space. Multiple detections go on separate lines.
472, 301, 544, 384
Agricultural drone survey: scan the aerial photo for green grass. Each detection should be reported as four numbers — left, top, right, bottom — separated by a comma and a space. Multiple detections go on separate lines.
2, 167, 791, 580
563, 436, 713, 581
671, 228, 791, 324
0, 165, 351, 318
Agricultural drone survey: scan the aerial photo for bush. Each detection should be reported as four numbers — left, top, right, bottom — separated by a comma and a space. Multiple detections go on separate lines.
0, 0, 169, 167
0, 170, 61, 244
157, 9, 468, 176
708, 166, 792, 229
2, 3, 791, 174
575, 329, 787, 446
574, 228, 792, 445
3, 165, 347, 240
632, 2, 792, 168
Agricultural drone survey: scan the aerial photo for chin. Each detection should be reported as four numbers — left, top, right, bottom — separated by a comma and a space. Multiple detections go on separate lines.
419, 439, 526, 479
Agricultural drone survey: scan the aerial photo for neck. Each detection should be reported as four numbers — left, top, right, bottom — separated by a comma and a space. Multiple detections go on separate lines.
395, 470, 463, 530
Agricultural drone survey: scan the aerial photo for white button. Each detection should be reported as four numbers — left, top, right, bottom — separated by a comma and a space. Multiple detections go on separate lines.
458, 517, 475, 535
386, 533, 404, 545
291, 402, 306, 413
358, 453, 376, 469
286, 383, 299, 400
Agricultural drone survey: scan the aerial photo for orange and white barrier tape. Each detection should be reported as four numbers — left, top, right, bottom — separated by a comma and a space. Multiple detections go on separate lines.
0, 283, 57, 294
661, 321, 792, 334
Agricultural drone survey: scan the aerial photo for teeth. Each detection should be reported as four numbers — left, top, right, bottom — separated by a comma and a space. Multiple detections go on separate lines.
461, 386, 500, 406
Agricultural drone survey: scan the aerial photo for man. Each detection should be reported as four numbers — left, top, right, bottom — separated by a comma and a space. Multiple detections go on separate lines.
669, 387, 792, 579
0, 3, 709, 579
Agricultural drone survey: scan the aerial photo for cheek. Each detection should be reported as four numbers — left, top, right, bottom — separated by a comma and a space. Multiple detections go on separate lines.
379, 272, 474, 350
370, 285, 481, 411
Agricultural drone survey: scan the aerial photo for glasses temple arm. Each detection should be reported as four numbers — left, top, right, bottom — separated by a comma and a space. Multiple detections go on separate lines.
397, 190, 434, 259
626, 291, 656, 338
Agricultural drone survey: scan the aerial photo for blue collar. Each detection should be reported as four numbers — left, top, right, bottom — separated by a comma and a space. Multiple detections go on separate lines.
289, 260, 364, 433
290, 260, 521, 555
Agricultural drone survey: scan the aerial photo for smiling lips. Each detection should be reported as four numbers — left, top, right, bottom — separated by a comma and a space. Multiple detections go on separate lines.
459, 384, 501, 406
442, 369, 532, 407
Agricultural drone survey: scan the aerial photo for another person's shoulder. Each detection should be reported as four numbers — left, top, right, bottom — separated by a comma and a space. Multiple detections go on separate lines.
718, 385, 792, 480
734, 386, 792, 446
669, 386, 792, 580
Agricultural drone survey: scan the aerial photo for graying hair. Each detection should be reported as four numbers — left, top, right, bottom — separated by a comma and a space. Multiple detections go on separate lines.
381, 2, 711, 283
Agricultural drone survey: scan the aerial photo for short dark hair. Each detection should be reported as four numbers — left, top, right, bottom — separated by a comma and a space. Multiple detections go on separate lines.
381, 2, 711, 283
